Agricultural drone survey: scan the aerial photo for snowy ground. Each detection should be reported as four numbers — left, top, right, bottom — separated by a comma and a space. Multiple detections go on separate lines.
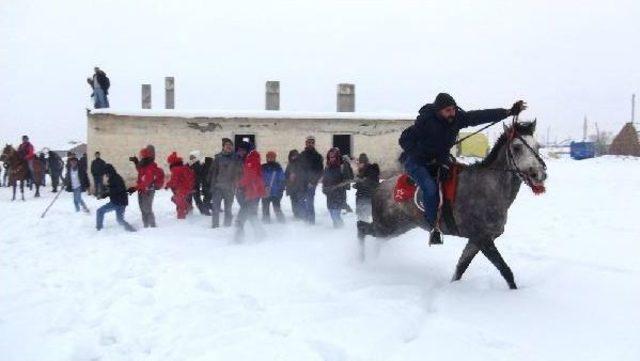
1, 157, 639, 361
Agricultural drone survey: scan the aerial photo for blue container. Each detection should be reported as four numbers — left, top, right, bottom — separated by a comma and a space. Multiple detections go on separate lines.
570, 141, 596, 160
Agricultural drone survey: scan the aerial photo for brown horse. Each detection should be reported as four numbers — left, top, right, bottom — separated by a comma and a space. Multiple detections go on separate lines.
0, 144, 44, 200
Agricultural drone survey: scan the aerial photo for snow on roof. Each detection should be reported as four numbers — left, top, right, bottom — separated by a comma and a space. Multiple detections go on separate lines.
90, 109, 415, 121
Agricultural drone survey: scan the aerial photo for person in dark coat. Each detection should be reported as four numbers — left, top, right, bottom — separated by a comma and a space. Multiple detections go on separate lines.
399, 93, 526, 244
322, 148, 349, 228
261, 151, 286, 223
47, 151, 64, 192
96, 164, 136, 232
201, 156, 213, 212
38, 152, 47, 186
340, 155, 354, 213
64, 155, 90, 213
298, 135, 324, 224
90, 151, 107, 197
87, 67, 110, 108
353, 153, 380, 222
188, 151, 211, 215
285, 149, 305, 219
209, 138, 242, 228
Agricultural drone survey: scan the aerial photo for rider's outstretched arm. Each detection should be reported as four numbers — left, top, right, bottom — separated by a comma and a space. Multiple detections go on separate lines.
459, 108, 510, 128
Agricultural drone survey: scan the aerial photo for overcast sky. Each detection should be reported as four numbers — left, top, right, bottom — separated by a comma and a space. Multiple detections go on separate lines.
1, 0, 638, 150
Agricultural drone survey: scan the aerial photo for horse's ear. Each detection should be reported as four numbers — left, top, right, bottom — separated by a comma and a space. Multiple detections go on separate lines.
503, 123, 509, 133
532, 118, 537, 131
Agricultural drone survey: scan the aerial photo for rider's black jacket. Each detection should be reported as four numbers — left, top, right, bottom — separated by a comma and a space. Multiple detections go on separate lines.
399, 104, 509, 167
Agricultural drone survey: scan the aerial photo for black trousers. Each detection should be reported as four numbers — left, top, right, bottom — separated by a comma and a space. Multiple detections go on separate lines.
262, 196, 285, 223
211, 187, 234, 227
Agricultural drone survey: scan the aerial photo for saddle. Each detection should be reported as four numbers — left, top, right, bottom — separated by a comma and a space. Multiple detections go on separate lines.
393, 163, 464, 233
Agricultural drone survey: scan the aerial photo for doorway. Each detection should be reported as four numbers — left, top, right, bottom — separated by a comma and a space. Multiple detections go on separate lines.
332, 134, 352, 157
234, 134, 256, 151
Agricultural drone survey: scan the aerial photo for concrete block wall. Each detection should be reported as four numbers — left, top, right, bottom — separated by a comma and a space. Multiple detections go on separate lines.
87, 112, 410, 184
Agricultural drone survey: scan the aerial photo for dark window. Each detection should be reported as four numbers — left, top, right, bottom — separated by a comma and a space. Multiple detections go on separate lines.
234, 134, 256, 151
332, 134, 352, 157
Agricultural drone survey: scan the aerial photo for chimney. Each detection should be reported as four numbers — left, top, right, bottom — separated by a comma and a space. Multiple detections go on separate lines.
337, 83, 355, 112
165, 76, 175, 109
265, 81, 280, 110
141, 84, 151, 109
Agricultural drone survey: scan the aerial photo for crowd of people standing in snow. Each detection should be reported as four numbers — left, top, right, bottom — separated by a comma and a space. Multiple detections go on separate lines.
1, 134, 380, 241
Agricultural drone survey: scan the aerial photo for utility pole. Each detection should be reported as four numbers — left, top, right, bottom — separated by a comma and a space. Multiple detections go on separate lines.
632, 93, 636, 123
546, 126, 550, 146
583, 116, 588, 141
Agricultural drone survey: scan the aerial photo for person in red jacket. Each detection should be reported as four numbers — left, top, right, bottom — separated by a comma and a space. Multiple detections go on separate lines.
235, 141, 266, 241
165, 152, 195, 219
127, 147, 164, 227
17, 135, 35, 184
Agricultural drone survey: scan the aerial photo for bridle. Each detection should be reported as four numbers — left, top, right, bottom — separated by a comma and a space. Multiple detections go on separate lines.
504, 116, 547, 194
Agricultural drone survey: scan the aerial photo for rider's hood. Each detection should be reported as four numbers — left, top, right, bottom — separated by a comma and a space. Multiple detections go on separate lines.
418, 103, 436, 115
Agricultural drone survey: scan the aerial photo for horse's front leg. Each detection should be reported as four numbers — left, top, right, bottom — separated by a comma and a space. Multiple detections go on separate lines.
35, 184, 40, 197
451, 240, 480, 282
12, 184, 16, 201
20, 181, 25, 201
478, 238, 517, 289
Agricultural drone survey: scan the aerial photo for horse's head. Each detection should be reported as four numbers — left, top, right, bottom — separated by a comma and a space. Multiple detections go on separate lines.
504, 120, 547, 193
0, 144, 13, 162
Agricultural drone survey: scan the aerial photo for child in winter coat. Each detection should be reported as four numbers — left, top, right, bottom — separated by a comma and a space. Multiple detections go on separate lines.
235, 141, 266, 241
322, 148, 349, 228
165, 152, 195, 219
128, 147, 164, 228
261, 151, 286, 223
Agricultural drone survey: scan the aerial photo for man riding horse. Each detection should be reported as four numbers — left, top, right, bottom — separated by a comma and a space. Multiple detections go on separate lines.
17, 135, 35, 183
399, 93, 527, 245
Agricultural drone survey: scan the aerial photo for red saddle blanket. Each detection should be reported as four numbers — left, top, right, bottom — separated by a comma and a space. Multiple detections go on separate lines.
394, 164, 462, 204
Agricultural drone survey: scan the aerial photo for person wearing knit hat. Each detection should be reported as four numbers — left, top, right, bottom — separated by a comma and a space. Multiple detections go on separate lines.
399, 93, 527, 245
261, 151, 286, 224
165, 151, 196, 219
235, 142, 266, 241
298, 135, 323, 224
127, 146, 163, 228
209, 137, 242, 228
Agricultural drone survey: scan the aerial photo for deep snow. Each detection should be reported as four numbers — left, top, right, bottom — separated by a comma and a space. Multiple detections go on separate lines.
1, 157, 639, 361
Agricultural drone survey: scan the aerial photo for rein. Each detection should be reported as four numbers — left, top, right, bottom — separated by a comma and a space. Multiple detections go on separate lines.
455, 119, 502, 145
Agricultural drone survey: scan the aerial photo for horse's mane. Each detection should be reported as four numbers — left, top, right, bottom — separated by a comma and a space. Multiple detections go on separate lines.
471, 121, 536, 169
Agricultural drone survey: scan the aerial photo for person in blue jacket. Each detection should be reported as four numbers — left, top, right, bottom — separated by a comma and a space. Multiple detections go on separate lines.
261, 151, 286, 223
399, 93, 526, 244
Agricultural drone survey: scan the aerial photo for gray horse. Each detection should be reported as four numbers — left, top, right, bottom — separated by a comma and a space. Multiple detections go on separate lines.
357, 121, 547, 289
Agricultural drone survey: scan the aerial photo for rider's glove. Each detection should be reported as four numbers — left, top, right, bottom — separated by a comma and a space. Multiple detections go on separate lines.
509, 100, 527, 116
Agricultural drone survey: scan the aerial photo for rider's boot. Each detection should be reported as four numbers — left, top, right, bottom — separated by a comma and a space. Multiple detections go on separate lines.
429, 229, 443, 245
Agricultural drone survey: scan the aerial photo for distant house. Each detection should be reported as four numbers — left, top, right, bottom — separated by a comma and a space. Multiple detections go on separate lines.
68, 143, 87, 157
609, 123, 640, 156
455, 132, 490, 158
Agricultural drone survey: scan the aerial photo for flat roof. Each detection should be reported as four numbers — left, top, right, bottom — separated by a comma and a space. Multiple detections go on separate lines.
90, 109, 415, 121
